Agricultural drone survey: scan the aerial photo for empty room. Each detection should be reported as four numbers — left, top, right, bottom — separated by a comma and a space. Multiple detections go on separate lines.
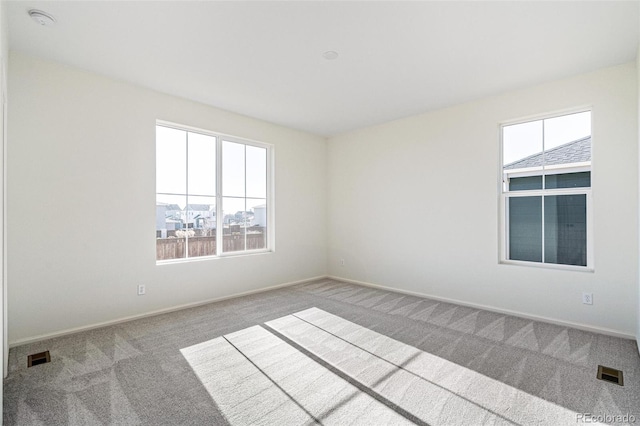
1, 1, 639, 425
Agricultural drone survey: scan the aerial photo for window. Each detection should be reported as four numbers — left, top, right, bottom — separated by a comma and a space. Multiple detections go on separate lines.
500, 110, 592, 269
156, 123, 272, 262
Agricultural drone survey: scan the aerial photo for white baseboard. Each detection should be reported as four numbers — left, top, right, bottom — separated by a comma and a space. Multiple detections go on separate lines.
12, 274, 635, 347
9, 275, 328, 347
328, 275, 636, 340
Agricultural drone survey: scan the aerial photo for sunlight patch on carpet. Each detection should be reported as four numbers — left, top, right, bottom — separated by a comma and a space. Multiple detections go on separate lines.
181, 324, 412, 425
182, 307, 592, 425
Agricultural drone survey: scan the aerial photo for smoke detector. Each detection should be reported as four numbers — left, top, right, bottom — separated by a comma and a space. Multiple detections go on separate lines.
322, 51, 339, 60
28, 9, 56, 26
322, 50, 338, 61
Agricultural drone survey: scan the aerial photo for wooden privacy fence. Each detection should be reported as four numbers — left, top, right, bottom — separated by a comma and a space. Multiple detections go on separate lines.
156, 234, 265, 260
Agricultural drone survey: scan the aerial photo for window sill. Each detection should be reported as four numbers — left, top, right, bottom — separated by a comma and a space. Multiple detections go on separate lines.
156, 249, 273, 265
499, 259, 594, 273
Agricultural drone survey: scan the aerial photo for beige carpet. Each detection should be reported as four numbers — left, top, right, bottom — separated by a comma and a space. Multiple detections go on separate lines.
4, 279, 639, 425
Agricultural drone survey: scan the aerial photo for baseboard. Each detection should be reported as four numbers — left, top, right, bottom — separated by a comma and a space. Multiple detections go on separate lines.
9, 275, 329, 348
328, 275, 636, 340
12, 274, 634, 347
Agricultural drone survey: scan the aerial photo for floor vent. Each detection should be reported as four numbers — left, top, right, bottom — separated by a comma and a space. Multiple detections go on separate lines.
27, 351, 51, 368
597, 365, 623, 386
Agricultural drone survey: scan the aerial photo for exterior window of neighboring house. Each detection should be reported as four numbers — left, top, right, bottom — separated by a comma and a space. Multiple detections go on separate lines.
156, 122, 272, 262
500, 110, 592, 269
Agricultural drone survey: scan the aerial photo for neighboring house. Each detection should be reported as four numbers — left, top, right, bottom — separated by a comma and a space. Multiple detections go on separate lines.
235, 210, 253, 225
156, 203, 184, 237
164, 204, 182, 220
223, 210, 254, 226
183, 204, 215, 229
252, 204, 267, 227
156, 204, 182, 225
503, 136, 591, 190
156, 205, 167, 234
503, 136, 591, 267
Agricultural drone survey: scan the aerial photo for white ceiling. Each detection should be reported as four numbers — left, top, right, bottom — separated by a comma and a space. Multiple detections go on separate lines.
7, 1, 640, 137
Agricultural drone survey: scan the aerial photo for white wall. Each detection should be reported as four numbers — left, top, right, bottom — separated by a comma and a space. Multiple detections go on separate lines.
328, 63, 639, 336
0, 0, 8, 383
7, 52, 327, 344
637, 42, 640, 349
7, 52, 639, 344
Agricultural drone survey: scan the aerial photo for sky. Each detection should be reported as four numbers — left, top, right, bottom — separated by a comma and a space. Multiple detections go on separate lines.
502, 111, 591, 166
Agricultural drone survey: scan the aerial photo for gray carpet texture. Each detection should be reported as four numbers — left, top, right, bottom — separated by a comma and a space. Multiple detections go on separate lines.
4, 278, 640, 425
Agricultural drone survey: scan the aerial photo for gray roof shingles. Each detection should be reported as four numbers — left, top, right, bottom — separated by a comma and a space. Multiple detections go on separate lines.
157, 203, 181, 211
504, 136, 591, 170
185, 204, 212, 211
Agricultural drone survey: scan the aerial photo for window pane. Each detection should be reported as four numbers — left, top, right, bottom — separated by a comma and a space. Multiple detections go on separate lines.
544, 195, 587, 266
156, 126, 186, 194
542, 112, 591, 169
508, 176, 542, 191
156, 193, 186, 261
188, 132, 216, 196
543, 111, 591, 150
247, 198, 267, 250
246, 145, 267, 198
545, 172, 590, 189
509, 197, 542, 262
222, 197, 246, 252
186, 195, 216, 258
503, 120, 543, 170
222, 141, 245, 197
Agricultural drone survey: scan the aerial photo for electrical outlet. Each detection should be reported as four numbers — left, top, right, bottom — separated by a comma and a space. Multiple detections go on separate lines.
582, 292, 593, 305
137, 285, 146, 296
340, 259, 345, 267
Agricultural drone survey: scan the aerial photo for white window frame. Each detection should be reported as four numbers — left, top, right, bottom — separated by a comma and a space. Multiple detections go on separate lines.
156, 120, 275, 264
498, 108, 594, 272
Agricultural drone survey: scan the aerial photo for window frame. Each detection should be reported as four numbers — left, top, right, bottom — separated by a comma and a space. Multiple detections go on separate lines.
498, 108, 594, 272
156, 120, 275, 264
